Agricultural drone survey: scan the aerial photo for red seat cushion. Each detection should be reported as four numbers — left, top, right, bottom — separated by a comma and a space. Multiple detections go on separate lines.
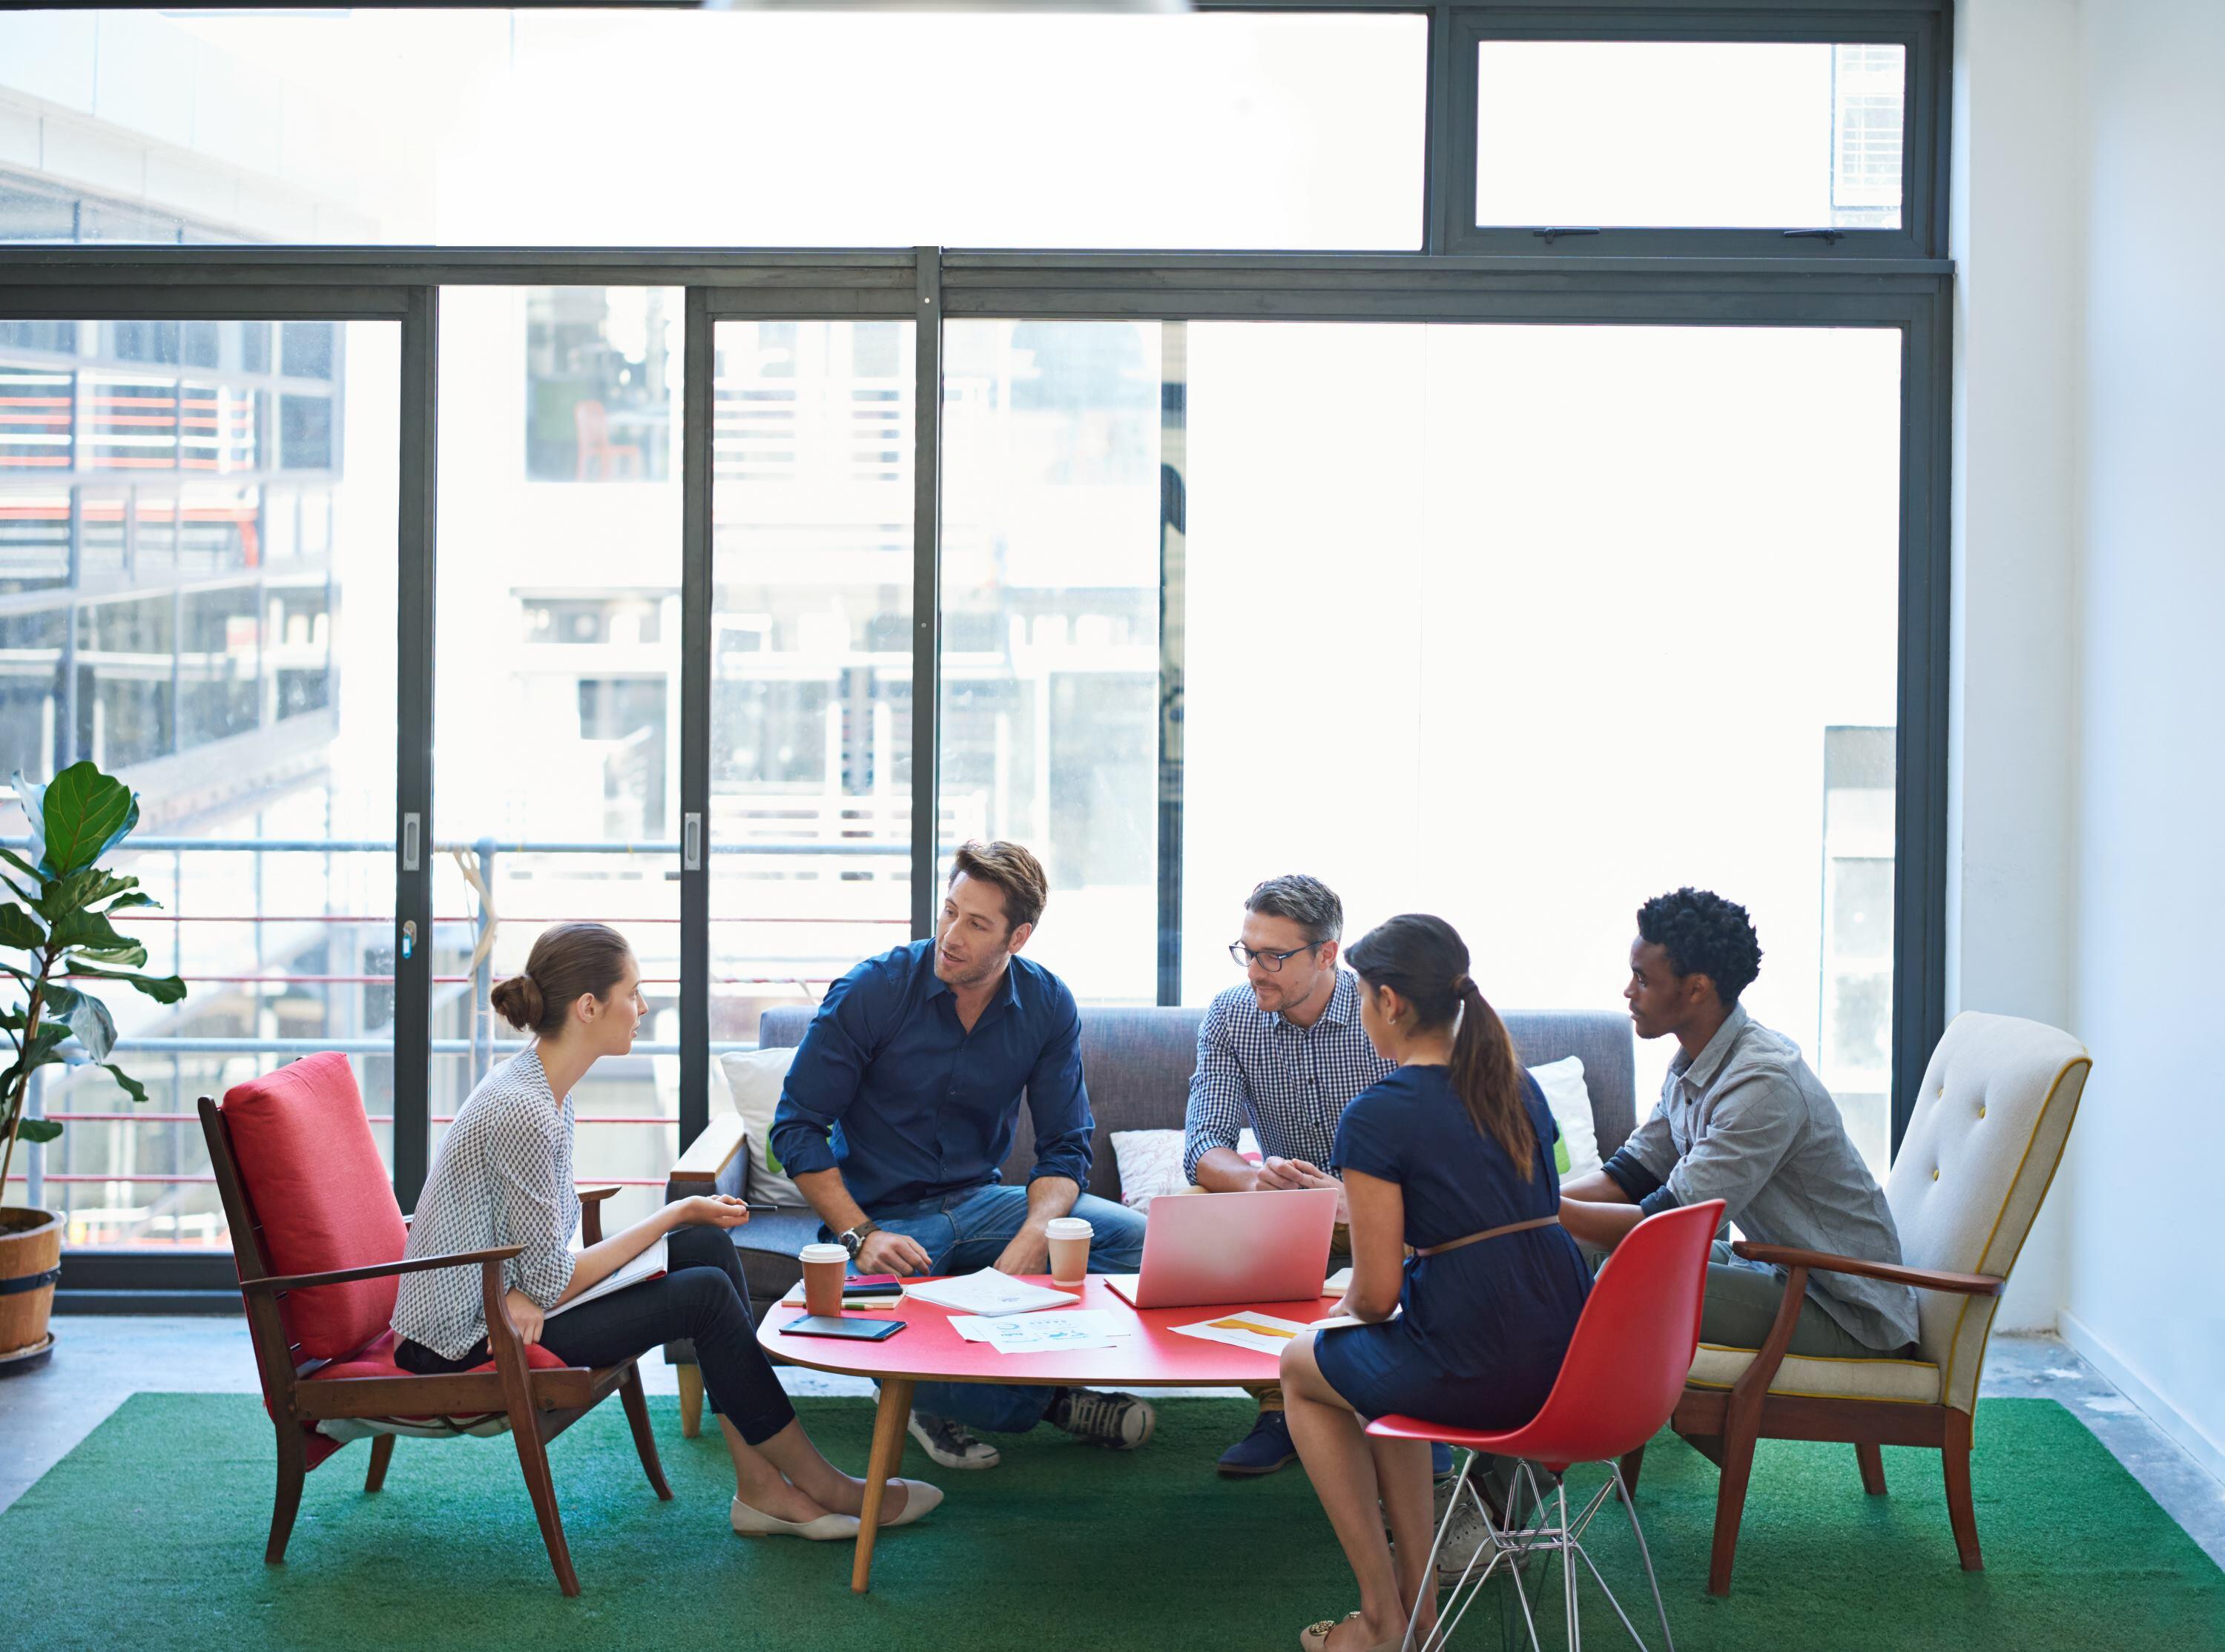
222, 1053, 409, 1362
307, 1329, 572, 1384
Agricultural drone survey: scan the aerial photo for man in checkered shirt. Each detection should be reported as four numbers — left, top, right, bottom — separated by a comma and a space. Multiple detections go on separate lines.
1186, 873, 1457, 1480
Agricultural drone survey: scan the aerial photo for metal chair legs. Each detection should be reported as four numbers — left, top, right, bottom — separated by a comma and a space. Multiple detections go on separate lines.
1401, 1456, 1675, 1652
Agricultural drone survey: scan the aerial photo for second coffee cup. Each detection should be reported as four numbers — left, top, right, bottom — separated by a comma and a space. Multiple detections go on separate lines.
800, 1241, 850, 1315
1046, 1215, 1093, 1286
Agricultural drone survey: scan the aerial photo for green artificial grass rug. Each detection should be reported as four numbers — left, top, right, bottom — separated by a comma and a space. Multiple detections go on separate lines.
6, 1395, 2221, 1652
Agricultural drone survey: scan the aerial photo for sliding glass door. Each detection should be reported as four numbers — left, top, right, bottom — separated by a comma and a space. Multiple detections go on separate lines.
0, 315, 400, 1247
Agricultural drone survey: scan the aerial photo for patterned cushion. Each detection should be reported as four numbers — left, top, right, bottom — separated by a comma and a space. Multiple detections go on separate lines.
1530, 1057, 1601, 1180
1687, 1342, 1942, 1404
306, 1330, 570, 1443
222, 1053, 409, 1362
1109, 1127, 1259, 1208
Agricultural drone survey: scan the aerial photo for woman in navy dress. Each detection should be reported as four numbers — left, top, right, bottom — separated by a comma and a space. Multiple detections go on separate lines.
1280, 914, 1592, 1652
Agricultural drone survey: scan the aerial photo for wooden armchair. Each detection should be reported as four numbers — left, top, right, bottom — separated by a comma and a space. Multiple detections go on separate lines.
1624, 1011, 2092, 1595
200, 1052, 671, 1597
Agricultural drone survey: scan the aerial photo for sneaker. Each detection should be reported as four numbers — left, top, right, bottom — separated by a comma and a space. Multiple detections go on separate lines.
907, 1410, 1001, 1471
1433, 1465, 1541, 1581
1216, 1410, 1298, 1478
1048, 1387, 1156, 1450
1430, 1488, 1497, 1579
1431, 1441, 1456, 1481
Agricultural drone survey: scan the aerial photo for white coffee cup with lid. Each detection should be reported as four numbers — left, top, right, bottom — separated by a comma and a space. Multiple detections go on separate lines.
800, 1241, 849, 1315
1046, 1216, 1093, 1286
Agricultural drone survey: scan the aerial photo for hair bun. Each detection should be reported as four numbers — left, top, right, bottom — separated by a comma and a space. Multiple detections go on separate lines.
490, 973, 544, 1032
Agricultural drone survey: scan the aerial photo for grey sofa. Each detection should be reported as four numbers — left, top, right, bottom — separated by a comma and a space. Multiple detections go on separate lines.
667, 1002, 1636, 1312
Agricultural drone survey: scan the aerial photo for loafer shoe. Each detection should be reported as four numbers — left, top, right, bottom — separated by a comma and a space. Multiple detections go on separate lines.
1218, 1410, 1299, 1478
730, 1497, 860, 1541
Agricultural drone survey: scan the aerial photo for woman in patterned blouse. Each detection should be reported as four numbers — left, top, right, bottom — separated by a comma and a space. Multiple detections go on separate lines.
393, 921, 940, 1542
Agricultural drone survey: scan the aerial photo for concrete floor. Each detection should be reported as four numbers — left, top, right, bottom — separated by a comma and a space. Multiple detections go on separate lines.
4, 1321, 2222, 1573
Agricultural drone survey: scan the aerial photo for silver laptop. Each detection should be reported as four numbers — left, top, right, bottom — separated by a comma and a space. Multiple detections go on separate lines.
1104, 1188, 1339, 1310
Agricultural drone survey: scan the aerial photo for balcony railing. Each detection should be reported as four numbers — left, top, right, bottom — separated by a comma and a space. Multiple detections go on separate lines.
1, 827, 912, 1243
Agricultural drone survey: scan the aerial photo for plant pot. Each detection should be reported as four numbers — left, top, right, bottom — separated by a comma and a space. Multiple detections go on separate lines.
1, 1206, 62, 1369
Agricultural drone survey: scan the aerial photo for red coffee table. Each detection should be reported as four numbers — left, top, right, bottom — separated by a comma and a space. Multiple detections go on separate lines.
757, 1275, 1342, 1592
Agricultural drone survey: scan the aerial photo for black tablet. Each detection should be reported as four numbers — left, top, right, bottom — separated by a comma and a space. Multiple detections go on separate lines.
780, 1315, 906, 1341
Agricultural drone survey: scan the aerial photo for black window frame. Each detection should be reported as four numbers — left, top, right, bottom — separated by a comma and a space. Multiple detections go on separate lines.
1442, 1, 1950, 258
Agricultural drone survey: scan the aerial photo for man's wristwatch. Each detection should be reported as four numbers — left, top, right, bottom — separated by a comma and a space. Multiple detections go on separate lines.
837, 1220, 880, 1261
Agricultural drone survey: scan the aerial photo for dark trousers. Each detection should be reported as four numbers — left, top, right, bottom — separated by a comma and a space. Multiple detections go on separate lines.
399, 1224, 797, 1447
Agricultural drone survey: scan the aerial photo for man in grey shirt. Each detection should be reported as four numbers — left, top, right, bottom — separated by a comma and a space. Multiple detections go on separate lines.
1560, 887, 1919, 1358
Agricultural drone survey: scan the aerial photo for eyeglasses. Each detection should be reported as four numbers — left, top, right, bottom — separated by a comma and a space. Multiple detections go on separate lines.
1228, 941, 1318, 973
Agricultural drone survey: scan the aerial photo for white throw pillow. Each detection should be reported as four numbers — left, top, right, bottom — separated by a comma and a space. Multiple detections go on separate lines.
718, 1047, 807, 1208
1529, 1056, 1601, 1182
1110, 1127, 1259, 1209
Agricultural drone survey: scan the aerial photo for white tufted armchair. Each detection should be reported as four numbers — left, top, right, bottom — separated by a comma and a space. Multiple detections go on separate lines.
1621, 1011, 2092, 1596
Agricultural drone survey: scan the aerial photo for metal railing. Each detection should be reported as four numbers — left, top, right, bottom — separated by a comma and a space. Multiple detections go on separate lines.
1, 827, 909, 1236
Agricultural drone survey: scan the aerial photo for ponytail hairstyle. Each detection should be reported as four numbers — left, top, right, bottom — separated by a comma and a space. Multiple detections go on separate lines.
1344, 913, 1537, 1180
489, 922, 634, 1037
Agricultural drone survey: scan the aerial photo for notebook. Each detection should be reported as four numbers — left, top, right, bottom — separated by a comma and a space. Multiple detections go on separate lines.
546, 1238, 666, 1319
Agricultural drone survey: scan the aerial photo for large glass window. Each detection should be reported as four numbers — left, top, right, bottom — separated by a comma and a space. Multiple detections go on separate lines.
708, 320, 915, 1054
1179, 323, 1903, 1172
0, 10, 1424, 250
1475, 42, 1906, 231
940, 321, 1164, 1000
433, 288, 682, 1233
0, 316, 397, 1246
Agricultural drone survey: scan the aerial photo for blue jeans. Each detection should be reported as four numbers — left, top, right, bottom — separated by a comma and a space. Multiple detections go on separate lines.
852, 1182, 1147, 1434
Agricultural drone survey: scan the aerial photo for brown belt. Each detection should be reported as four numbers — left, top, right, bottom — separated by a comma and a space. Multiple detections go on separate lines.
1413, 1215, 1561, 1259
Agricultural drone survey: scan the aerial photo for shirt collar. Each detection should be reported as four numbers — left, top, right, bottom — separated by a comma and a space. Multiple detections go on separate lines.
1319, 968, 1359, 1030
518, 1043, 560, 1106
1262, 967, 1357, 1034
923, 944, 1024, 1014
1672, 1002, 1751, 1092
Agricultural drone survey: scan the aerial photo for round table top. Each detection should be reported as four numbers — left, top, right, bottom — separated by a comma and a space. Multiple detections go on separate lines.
756, 1275, 1345, 1387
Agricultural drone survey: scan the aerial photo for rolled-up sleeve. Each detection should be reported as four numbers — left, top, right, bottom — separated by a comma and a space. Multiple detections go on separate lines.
491, 1108, 576, 1308
770, 968, 879, 1181
1022, 988, 1092, 1187
1663, 1074, 1802, 1223
1182, 1008, 1251, 1185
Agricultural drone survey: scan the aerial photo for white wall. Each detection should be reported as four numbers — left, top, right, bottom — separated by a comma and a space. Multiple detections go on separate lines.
1946, 0, 2084, 1331
2055, 0, 2225, 1481
1954, 0, 2225, 1471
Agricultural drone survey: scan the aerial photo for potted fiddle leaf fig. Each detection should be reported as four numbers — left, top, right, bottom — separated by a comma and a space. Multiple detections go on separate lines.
1, 761, 187, 1371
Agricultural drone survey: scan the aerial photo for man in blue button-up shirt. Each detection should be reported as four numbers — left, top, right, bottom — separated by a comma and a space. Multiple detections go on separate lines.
771, 840, 1151, 1470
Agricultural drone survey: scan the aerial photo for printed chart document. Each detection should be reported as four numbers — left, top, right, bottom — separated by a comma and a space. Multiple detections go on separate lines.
902, 1268, 1079, 1317
547, 1238, 666, 1320
948, 1310, 1133, 1353
1170, 1309, 1313, 1357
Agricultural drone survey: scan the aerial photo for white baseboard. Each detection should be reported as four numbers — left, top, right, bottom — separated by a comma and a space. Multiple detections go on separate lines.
2058, 1308, 2225, 1490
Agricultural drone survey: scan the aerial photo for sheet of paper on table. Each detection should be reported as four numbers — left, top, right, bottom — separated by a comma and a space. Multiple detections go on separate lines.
947, 1309, 1133, 1347
947, 1311, 1129, 1355
1323, 1266, 1354, 1297
1170, 1309, 1314, 1358
900, 1268, 1081, 1317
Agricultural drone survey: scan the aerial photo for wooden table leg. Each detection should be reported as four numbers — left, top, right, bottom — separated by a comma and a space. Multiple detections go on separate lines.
852, 1378, 914, 1595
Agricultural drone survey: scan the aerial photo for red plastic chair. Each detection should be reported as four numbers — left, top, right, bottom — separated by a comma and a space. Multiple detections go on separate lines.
1368, 1200, 1724, 1652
